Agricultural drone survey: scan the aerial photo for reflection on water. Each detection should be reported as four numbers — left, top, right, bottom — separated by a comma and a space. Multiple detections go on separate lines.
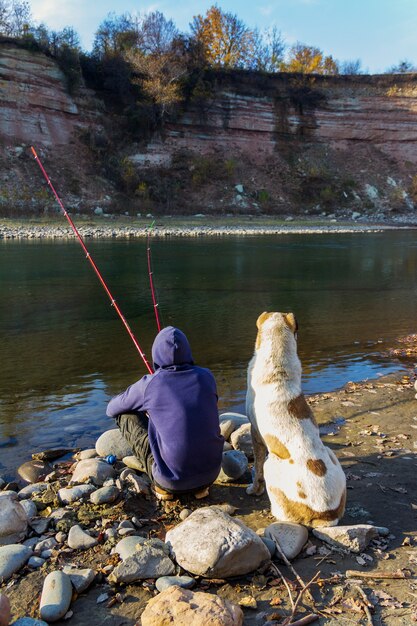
1, 231, 416, 477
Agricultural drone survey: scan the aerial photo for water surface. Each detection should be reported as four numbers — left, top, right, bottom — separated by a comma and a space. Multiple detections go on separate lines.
1, 231, 416, 477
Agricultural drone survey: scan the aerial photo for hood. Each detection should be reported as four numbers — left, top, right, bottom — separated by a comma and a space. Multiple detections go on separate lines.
152, 326, 194, 369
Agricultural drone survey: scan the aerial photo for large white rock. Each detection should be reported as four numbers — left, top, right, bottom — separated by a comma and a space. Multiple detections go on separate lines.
67, 525, 98, 550
40, 570, 72, 622
165, 507, 270, 578
109, 539, 175, 583
264, 522, 309, 560
70, 459, 115, 486
113, 536, 147, 561
141, 586, 243, 626
0, 544, 31, 583
95, 429, 133, 459
0, 493, 28, 545
313, 524, 378, 553
229, 424, 253, 459
90, 485, 120, 505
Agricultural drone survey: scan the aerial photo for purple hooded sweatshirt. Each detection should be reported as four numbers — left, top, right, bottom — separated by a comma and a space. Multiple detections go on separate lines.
106, 326, 224, 491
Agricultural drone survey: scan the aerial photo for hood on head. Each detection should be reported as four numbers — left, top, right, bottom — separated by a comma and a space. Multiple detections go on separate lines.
151, 326, 194, 369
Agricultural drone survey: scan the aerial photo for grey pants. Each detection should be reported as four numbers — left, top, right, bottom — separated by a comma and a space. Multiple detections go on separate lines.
116, 412, 154, 480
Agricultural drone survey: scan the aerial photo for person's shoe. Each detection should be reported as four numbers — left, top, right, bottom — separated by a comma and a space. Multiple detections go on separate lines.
194, 487, 210, 500
153, 485, 174, 501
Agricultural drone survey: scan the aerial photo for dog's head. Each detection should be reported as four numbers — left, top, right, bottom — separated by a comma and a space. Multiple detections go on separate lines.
255, 311, 298, 351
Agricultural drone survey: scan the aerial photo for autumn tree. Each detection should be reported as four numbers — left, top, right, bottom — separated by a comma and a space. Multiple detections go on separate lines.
0, 0, 31, 37
282, 43, 339, 75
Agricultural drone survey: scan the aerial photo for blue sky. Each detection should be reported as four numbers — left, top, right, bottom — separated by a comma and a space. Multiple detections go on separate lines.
29, 0, 417, 73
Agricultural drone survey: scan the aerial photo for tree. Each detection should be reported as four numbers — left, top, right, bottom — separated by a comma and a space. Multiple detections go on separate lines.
0, 0, 32, 37
92, 12, 138, 58
251, 26, 285, 72
190, 5, 256, 68
136, 10, 179, 55
340, 59, 362, 75
387, 59, 415, 74
282, 43, 339, 75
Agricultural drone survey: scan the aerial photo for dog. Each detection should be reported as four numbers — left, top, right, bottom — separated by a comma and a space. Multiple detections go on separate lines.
246, 312, 346, 528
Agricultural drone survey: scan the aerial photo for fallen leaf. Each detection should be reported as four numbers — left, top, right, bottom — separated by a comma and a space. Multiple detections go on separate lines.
270, 597, 283, 606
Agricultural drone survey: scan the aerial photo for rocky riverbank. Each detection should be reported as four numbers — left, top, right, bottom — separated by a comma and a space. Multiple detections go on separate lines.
0, 373, 416, 625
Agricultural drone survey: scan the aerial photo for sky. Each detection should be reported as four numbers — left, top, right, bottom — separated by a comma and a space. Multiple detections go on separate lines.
28, 0, 417, 73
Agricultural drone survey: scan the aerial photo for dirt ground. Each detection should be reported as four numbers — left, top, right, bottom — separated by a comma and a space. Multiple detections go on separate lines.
3, 371, 417, 626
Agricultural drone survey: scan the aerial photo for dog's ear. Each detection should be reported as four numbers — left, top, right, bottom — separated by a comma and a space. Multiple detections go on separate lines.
256, 311, 272, 329
283, 312, 298, 334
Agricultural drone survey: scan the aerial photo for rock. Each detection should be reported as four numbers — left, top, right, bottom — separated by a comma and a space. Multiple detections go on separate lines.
219, 412, 249, 428
220, 419, 237, 441
141, 586, 243, 626
264, 523, 308, 560
210, 504, 237, 516
217, 450, 248, 483
58, 485, 96, 504
70, 459, 115, 486
122, 456, 146, 471
95, 429, 132, 459
29, 518, 50, 535
0, 544, 31, 582
114, 536, 147, 561
0, 593, 11, 626
0, 478, 5, 490
18, 483, 48, 500
34, 537, 57, 553
0, 493, 28, 545
375, 526, 390, 537
94, 207, 103, 216
351, 211, 361, 219
179, 509, 192, 521
55, 532, 67, 544
28, 556, 46, 568
90, 486, 119, 505
63, 566, 95, 593
312, 524, 378, 553
125, 473, 151, 495
261, 537, 276, 558
40, 549, 53, 560
165, 507, 270, 578
109, 539, 175, 583
230, 424, 253, 459
365, 184, 379, 200
223, 442, 233, 451
19, 499, 38, 520
76, 449, 98, 460
155, 575, 196, 592
67, 525, 98, 550
17, 460, 52, 484
12, 620, 48, 626
119, 468, 134, 482
235, 184, 244, 194
40, 570, 72, 622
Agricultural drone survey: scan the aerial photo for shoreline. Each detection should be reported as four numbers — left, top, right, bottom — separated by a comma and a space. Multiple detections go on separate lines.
1, 215, 417, 239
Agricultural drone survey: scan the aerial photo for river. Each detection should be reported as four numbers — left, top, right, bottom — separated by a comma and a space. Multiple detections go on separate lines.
1, 231, 416, 477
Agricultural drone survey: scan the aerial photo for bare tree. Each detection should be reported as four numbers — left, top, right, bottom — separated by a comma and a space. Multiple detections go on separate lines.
340, 59, 362, 75
252, 26, 285, 72
387, 59, 415, 73
136, 10, 179, 55
0, 0, 32, 37
92, 12, 138, 58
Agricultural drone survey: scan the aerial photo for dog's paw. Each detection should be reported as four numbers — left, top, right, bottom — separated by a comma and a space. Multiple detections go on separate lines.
246, 481, 265, 496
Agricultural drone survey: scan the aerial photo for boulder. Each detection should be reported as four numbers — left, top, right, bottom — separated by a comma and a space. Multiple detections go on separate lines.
70, 459, 115, 486
264, 522, 309, 560
165, 507, 270, 578
95, 429, 132, 459
0, 544, 31, 583
230, 424, 253, 459
0, 493, 28, 545
17, 460, 52, 484
40, 571, 72, 622
141, 586, 243, 626
312, 524, 378, 553
113, 536, 147, 561
109, 539, 175, 583
217, 450, 248, 483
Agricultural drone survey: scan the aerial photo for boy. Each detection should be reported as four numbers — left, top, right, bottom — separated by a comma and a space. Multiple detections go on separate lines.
106, 326, 223, 499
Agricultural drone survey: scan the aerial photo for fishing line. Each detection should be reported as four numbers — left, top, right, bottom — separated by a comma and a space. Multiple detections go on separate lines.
146, 220, 162, 332
30, 146, 154, 375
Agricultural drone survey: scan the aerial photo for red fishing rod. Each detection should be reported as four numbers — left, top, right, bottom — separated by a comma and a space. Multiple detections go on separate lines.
30, 146, 153, 375
147, 220, 161, 332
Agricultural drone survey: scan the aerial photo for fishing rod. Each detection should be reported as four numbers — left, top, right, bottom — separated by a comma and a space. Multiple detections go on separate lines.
30, 146, 154, 375
146, 220, 161, 333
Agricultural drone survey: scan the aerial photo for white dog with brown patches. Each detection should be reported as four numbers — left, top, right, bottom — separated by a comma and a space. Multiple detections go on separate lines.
246, 312, 346, 528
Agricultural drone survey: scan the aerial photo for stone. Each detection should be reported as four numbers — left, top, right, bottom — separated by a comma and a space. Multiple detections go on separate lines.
28, 556, 46, 569
19, 499, 38, 520
165, 507, 270, 578
76, 449, 98, 460
90, 486, 119, 505
95, 429, 132, 459
109, 539, 175, 583
0, 479, 5, 490
94, 207, 103, 215
210, 504, 237, 516
261, 537, 276, 558
18, 483, 48, 500
0, 544, 31, 582
230, 424, 253, 459
70, 459, 115, 486
179, 509, 192, 521
351, 211, 361, 219
217, 450, 248, 483
17, 460, 52, 484
0, 593, 11, 626
0, 493, 28, 545
125, 473, 151, 495
29, 518, 50, 535
219, 412, 249, 428
34, 537, 57, 553
55, 532, 67, 544
312, 524, 378, 553
67, 525, 98, 550
122, 456, 146, 471
13, 621, 48, 626
155, 575, 196, 592
119, 468, 134, 482
63, 566, 95, 593
141, 586, 243, 626
264, 523, 308, 560
220, 419, 237, 441
40, 549, 53, 560
114, 536, 147, 561
59, 485, 97, 504
40, 570, 72, 622
223, 442, 233, 451
235, 184, 244, 194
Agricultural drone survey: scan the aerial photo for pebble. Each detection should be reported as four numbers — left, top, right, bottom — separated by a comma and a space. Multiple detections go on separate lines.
63, 566, 95, 593
119, 468, 134, 482
261, 537, 276, 557
18, 483, 48, 500
179, 508, 192, 521
29, 518, 50, 535
122, 456, 146, 471
0, 544, 32, 582
55, 532, 67, 544
95, 429, 133, 459
114, 536, 148, 560
217, 450, 248, 483
23, 537, 39, 549
70, 459, 115, 486
28, 556, 46, 568
34, 537, 57, 553
90, 485, 120, 505
12, 620, 48, 626
19, 499, 38, 520
0, 493, 28, 545
105, 528, 117, 541
58, 484, 96, 504
155, 575, 196, 592
125, 473, 151, 495
67, 525, 98, 550
264, 522, 309, 560
17, 460, 52, 484
40, 570, 73, 622
40, 549, 54, 559
230, 423, 253, 459
0, 593, 11, 626
219, 419, 237, 441
219, 412, 249, 428
76, 449, 98, 460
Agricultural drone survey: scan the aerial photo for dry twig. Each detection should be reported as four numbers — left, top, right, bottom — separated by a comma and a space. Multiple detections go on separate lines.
273, 536, 316, 604
346, 570, 408, 580
285, 615, 319, 626
351, 584, 374, 626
